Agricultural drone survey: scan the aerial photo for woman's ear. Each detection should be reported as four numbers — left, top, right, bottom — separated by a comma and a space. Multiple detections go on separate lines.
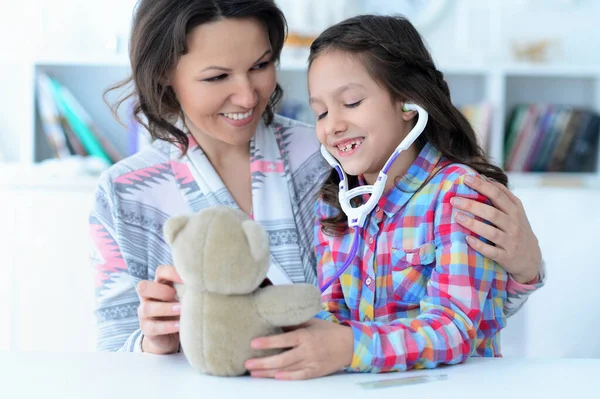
161, 69, 174, 87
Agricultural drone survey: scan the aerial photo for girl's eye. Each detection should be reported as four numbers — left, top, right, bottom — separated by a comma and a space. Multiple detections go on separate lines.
317, 111, 328, 120
345, 100, 363, 108
203, 74, 228, 82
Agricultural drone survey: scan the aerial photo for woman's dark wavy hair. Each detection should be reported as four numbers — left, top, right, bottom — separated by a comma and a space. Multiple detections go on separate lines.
105, 0, 286, 153
309, 14, 508, 235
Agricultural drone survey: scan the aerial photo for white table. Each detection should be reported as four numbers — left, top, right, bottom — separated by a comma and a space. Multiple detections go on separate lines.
0, 352, 598, 398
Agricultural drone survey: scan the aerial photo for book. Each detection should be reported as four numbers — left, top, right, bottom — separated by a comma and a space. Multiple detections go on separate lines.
504, 104, 600, 172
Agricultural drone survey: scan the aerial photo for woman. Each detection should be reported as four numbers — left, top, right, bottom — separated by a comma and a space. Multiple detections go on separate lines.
90, 0, 544, 355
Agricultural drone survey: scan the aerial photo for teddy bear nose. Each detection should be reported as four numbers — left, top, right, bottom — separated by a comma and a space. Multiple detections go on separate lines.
259, 278, 273, 288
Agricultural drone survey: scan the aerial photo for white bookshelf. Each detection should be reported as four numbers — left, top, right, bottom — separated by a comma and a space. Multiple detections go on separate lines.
28, 56, 600, 187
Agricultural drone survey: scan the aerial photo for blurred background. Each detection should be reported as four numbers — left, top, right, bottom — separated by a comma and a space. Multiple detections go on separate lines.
0, 0, 598, 357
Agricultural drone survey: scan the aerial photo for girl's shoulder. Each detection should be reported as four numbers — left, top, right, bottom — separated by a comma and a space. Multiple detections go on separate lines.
433, 161, 481, 184
428, 160, 490, 204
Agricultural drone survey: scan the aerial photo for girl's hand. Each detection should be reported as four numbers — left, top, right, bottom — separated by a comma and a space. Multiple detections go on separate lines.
245, 319, 354, 380
451, 176, 542, 283
137, 265, 183, 354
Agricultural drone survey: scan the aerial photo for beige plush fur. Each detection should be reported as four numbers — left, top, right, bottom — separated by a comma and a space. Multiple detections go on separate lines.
163, 206, 322, 376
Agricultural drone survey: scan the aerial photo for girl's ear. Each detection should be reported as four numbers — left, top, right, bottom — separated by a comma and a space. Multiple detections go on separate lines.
400, 102, 418, 121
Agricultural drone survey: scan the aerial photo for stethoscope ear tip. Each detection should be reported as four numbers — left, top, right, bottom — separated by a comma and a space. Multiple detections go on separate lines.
402, 103, 421, 112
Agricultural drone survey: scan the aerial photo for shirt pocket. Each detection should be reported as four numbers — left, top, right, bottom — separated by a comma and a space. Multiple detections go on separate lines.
390, 242, 436, 305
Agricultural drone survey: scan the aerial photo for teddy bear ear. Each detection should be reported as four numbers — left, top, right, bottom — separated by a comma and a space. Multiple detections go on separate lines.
241, 219, 270, 263
163, 215, 189, 245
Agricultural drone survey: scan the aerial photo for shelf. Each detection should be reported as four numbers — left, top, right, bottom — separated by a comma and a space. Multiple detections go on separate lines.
35, 54, 130, 67
500, 64, 600, 78
507, 172, 600, 190
27, 55, 600, 178
32, 54, 600, 80
0, 162, 100, 191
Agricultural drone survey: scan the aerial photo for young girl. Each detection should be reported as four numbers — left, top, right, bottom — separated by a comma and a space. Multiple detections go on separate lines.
246, 14, 513, 379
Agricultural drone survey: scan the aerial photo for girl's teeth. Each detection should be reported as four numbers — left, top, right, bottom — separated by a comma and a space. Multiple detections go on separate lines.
223, 109, 253, 120
337, 139, 363, 152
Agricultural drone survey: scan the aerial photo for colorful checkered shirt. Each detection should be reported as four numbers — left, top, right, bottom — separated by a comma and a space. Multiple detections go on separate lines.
315, 143, 508, 373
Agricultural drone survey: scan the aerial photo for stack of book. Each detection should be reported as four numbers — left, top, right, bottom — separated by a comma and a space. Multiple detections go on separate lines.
504, 104, 600, 173
36, 72, 123, 165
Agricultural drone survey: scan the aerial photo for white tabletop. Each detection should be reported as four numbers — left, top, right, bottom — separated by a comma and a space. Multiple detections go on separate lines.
0, 352, 598, 398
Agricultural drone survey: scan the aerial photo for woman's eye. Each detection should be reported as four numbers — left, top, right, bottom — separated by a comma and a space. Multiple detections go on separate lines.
345, 100, 363, 108
203, 74, 228, 82
252, 61, 271, 70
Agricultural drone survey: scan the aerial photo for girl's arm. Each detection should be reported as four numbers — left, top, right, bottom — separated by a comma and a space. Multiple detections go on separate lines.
450, 176, 546, 317
344, 173, 507, 373
313, 201, 352, 324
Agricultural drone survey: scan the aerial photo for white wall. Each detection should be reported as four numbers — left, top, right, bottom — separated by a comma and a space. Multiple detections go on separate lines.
414, 0, 600, 66
0, 0, 40, 162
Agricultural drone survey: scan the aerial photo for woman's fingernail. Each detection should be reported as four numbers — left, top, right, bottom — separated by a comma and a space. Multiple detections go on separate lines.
464, 176, 475, 184
172, 304, 181, 313
174, 322, 180, 330
451, 197, 464, 207
455, 213, 468, 223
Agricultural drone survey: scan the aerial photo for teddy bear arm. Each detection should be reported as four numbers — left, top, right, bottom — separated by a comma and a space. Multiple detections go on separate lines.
254, 284, 322, 327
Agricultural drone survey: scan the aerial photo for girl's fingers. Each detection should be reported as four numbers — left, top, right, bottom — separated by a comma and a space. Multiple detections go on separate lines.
246, 347, 302, 371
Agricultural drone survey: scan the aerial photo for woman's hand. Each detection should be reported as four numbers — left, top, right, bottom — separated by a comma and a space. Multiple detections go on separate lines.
137, 265, 183, 354
245, 319, 354, 380
451, 175, 542, 283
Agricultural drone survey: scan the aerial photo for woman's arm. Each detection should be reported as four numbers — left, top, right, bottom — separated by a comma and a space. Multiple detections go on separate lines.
90, 178, 145, 352
90, 177, 182, 353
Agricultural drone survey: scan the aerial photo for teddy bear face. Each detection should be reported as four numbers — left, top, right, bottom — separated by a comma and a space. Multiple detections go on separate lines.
164, 206, 271, 295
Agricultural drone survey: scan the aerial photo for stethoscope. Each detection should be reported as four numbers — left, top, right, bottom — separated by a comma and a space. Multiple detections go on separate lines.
319, 103, 429, 293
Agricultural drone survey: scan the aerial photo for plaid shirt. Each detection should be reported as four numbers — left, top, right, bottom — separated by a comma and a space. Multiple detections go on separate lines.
315, 143, 508, 373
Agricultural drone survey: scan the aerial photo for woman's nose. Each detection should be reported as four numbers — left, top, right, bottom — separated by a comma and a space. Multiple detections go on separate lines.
231, 77, 258, 109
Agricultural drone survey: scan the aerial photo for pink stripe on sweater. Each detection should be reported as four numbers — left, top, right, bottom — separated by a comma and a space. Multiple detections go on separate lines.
251, 160, 284, 174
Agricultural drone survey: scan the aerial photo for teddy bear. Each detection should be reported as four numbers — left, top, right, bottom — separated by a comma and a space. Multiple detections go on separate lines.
163, 205, 322, 376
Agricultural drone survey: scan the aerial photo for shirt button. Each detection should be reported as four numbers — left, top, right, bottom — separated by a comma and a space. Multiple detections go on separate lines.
375, 206, 381, 212
366, 277, 372, 286
368, 237, 374, 245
